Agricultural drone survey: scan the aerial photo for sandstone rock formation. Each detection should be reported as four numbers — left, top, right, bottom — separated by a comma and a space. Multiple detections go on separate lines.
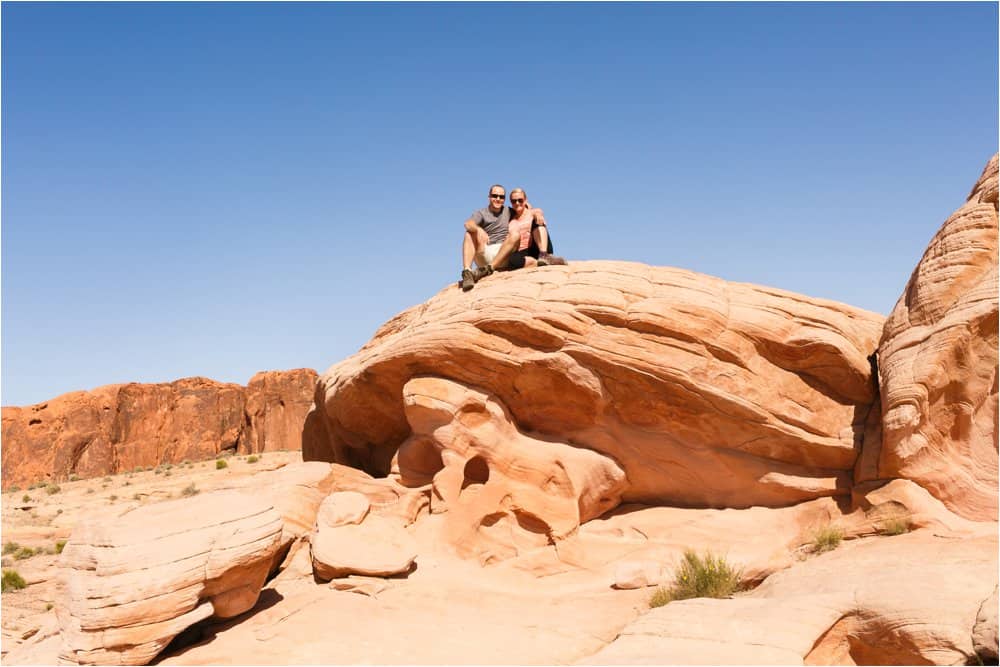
310, 492, 418, 580
402, 377, 626, 564
1, 369, 317, 490
56, 490, 283, 665
312, 260, 883, 560
868, 154, 999, 521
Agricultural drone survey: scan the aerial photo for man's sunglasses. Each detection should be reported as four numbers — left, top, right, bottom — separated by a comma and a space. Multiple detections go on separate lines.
510, 198, 525, 204
489, 194, 505, 200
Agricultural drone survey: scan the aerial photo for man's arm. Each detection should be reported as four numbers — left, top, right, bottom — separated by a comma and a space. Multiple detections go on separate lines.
528, 206, 546, 226
465, 210, 483, 233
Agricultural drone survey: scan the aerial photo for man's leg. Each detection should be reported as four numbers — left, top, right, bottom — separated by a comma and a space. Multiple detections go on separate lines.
489, 231, 522, 270
461, 228, 490, 291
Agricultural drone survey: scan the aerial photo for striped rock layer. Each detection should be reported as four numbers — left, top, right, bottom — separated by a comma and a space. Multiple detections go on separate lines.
56, 491, 283, 665
868, 154, 999, 521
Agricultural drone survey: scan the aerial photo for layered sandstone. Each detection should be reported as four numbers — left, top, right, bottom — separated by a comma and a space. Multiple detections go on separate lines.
314, 262, 884, 519
582, 530, 998, 665
56, 490, 283, 665
867, 154, 999, 521
1, 369, 317, 490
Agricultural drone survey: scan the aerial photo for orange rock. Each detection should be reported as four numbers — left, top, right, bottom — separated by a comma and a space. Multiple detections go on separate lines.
314, 261, 883, 513
244, 370, 319, 454
55, 490, 283, 665
1, 369, 317, 490
871, 154, 999, 521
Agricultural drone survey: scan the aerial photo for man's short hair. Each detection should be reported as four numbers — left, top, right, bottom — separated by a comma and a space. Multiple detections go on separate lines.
489, 184, 505, 195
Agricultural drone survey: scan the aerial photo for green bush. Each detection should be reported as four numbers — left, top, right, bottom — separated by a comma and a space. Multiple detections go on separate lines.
650, 550, 742, 608
812, 525, 844, 553
2, 542, 21, 556
45, 484, 61, 495
879, 517, 910, 536
54, 540, 67, 554
1, 569, 27, 592
649, 586, 672, 608
216, 459, 228, 470
246, 455, 259, 464
14, 547, 37, 560
68, 474, 79, 482
21, 494, 31, 503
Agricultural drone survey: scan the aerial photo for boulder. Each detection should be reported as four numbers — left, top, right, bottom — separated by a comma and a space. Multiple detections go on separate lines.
613, 561, 667, 590
310, 496, 417, 580
56, 490, 283, 665
1, 369, 318, 490
973, 586, 999, 663
314, 261, 883, 513
870, 154, 999, 521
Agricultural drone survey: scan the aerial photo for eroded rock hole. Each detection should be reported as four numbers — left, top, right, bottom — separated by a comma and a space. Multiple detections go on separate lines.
461, 455, 490, 490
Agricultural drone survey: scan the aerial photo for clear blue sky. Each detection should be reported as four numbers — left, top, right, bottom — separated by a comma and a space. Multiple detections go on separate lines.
3, 2, 998, 406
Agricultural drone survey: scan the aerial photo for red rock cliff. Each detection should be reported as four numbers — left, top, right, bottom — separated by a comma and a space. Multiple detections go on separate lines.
1, 369, 317, 489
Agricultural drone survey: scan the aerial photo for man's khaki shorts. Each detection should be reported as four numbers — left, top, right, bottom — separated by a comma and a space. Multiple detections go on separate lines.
476, 242, 502, 267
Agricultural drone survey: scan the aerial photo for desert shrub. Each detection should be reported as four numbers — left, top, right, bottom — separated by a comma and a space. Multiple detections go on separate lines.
154, 469, 162, 475
8, 485, 21, 494
1, 569, 26, 592
54, 540, 67, 554
181, 483, 199, 497
812, 525, 844, 553
103, 476, 112, 482
45, 484, 61, 495
246, 455, 259, 464
45, 602, 53, 611
21, 494, 31, 503
86, 488, 95, 494
879, 517, 910, 536
68, 474, 79, 482
667, 550, 743, 602
164, 470, 172, 477
14, 547, 37, 560
216, 459, 228, 470
2, 542, 21, 556
648, 586, 672, 608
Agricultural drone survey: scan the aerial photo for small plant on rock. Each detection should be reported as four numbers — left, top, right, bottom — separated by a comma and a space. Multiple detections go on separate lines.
811, 525, 844, 553
8, 485, 21, 494
45, 484, 61, 495
68, 474, 79, 482
181, 483, 199, 497
14, 547, 37, 560
216, 459, 228, 470
649, 550, 743, 608
246, 455, 259, 464
1, 569, 27, 592
54, 540, 67, 554
878, 516, 910, 536
2, 542, 21, 556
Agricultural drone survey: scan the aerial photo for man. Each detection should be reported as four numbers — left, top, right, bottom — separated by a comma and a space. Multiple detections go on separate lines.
459, 184, 523, 291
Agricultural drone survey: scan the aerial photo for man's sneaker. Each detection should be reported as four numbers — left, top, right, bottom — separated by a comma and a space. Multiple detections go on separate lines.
537, 253, 567, 267
473, 264, 494, 281
460, 269, 476, 292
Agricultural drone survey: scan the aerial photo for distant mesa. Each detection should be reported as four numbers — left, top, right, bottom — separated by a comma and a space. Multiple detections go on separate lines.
0, 369, 318, 490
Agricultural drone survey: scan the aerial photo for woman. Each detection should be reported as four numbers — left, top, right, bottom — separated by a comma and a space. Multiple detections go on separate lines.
505, 188, 566, 270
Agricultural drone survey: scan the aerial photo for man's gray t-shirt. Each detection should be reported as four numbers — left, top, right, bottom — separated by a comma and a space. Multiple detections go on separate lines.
471, 206, 511, 245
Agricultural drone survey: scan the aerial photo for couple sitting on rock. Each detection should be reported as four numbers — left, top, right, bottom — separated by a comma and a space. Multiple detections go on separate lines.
459, 184, 567, 291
